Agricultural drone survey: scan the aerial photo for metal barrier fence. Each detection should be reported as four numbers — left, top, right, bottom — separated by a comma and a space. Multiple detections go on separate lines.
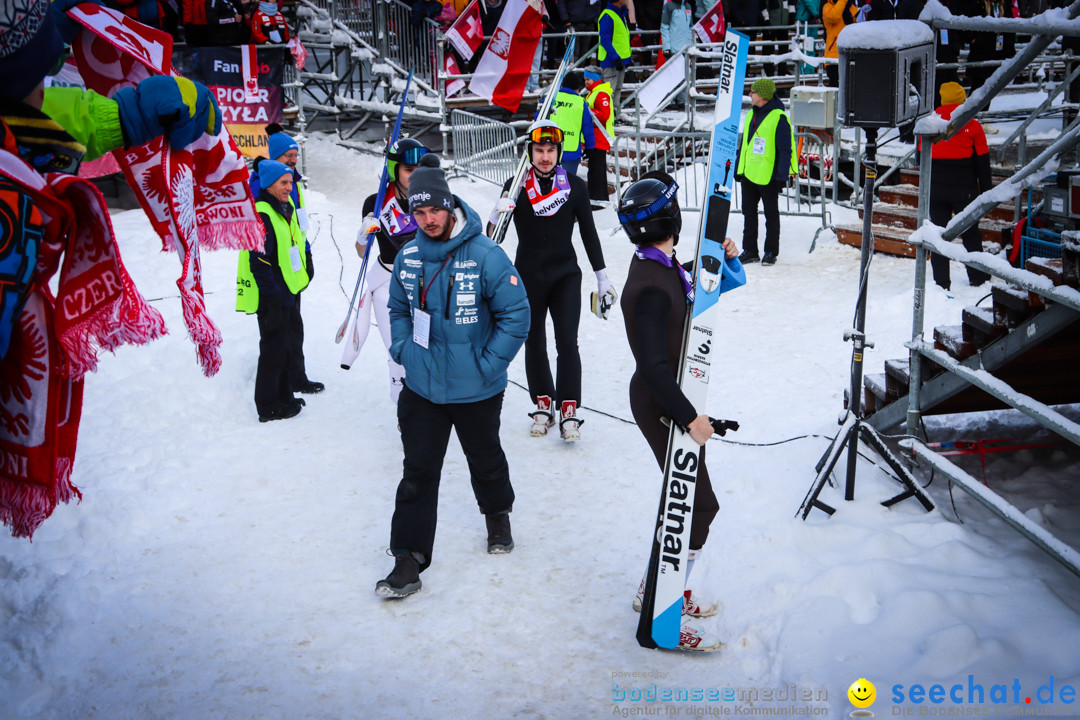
450, 110, 519, 186
611, 131, 712, 213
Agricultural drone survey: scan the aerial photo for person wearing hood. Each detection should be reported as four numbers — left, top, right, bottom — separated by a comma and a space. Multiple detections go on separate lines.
735, 78, 796, 267
376, 155, 530, 600
237, 160, 311, 422
249, 124, 323, 396
926, 82, 992, 291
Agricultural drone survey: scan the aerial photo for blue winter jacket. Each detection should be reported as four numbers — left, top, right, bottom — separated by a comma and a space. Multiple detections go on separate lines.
661, 0, 694, 54
389, 197, 531, 404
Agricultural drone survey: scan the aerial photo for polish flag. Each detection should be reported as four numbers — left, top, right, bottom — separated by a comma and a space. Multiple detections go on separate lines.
446, 0, 484, 61
693, 0, 726, 45
467, 0, 543, 113
445, 53, 466, 97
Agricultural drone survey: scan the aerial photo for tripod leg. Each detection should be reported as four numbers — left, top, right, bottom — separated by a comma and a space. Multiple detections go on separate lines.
859, 424, 935, 512
799, 413, 858, 519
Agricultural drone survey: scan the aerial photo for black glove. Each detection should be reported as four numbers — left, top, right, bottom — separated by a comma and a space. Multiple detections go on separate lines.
306, 251, 314, 281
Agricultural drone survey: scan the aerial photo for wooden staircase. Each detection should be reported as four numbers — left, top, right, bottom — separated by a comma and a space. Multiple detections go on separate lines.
836, 169, 1031, 259
863, 254, 1080, 424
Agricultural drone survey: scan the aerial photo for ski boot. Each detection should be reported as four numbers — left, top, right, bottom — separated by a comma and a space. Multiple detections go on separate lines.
559, 400, 583, 442
529, 395, 555, 437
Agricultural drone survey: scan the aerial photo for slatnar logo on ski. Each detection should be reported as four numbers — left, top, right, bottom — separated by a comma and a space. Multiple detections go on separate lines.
719, 40, 739, 96
659, 448, 698, 572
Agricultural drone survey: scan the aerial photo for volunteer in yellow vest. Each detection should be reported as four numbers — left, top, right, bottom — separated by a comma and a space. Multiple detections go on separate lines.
249, 123, 325, 396
584, 65, 615, 206
549, 71, 595, 176
597, 0, 632, 106
237, 160, 311, 422
735, 77, 796, 267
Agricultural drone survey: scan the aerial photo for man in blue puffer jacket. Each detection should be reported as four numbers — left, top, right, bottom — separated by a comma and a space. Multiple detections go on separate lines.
376, 155, 531, 600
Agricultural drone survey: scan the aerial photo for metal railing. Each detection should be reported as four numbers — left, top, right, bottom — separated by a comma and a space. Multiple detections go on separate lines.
449, 109, 519, 186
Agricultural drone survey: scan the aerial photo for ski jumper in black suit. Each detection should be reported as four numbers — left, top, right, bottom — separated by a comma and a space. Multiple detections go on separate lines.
503, 168, 606, 406
620, 252, 719, 550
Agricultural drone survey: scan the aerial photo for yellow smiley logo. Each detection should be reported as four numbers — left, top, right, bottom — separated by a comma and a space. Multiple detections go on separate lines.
848, 678, 876, 709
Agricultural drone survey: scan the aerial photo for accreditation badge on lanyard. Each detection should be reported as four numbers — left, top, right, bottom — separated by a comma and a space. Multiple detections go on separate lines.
753, 136, 768, 156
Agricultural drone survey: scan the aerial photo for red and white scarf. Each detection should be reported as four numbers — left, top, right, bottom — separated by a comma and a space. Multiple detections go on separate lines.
523, 166, 571, 217
70, 3, 264, 375
0, 135, 166, 539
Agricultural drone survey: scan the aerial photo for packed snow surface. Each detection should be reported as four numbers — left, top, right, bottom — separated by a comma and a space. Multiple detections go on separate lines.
2, 135, 1078, 720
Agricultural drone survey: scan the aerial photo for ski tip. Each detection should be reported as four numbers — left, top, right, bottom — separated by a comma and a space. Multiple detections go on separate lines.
340, 364, 351, 370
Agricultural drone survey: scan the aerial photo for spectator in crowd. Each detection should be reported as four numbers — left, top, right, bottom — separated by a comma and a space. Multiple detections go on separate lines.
725, 0, 763, 28
660, 0, 694, 105
821, 0, 857, 87
962, 0, 1016, 93
796, 0, 822, 21
105, 0, 179, 34
250, 0, 291, 43
926, 82, 993, 291
564, 0, 606, 62
762, 0, 793, 77
934, 0, 966, 91
184, 0, 250, 45
598, 0, 633, 105
583, 65, 615, 206
549, 72, 595, 176
468, 0, 506, 72
735, 77, 796, 267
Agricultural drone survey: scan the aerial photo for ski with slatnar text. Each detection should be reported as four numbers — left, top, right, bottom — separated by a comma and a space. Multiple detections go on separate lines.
636, 28, 749, 650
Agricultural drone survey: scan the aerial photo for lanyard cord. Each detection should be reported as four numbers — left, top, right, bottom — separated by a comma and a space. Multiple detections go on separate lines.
420, 254, 453, 311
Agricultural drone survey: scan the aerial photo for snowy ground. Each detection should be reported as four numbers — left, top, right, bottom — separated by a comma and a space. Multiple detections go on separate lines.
2, 135, 1079, 720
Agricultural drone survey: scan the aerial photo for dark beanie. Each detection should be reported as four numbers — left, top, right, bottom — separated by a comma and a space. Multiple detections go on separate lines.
0, 0, 65, 101
407, 155, 453, 211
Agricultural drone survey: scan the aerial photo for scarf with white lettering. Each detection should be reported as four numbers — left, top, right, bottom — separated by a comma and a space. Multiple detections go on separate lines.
69, 4, 263, 375
524, 166, 571, 217
0, 124, 166, 539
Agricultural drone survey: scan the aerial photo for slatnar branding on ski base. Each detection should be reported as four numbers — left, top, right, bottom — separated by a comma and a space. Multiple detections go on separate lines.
660, 448, 698, 572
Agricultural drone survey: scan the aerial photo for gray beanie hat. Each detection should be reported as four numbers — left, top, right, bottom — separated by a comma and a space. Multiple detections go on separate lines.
407, 155, 453, 212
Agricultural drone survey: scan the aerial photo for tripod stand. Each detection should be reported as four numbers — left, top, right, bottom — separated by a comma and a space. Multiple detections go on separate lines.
798, 127, 935, 520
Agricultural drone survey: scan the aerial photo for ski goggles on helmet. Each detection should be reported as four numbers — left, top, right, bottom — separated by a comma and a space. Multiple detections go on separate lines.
396, 146, 429, 166
528, 125, 564, 144
618, 180, 680, 224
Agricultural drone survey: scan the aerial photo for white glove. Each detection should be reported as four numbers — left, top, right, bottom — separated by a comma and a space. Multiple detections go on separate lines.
592, 269, 618, 320
355, 214, 378, 256
596, 268, 614, 298
488, 196, 516, 226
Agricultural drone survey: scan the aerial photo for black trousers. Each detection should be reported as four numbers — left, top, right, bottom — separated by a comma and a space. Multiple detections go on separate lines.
929, 194, 991, 290
741, 179, 781, 257
586, 147, 610, 202
628, 374, 719, 551
522, 271, 582, 406
287, 293, 310, 389
391, 386, 515, 570
254, 301, 294, 414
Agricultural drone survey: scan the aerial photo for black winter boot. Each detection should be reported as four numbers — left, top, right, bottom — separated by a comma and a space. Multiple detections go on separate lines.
375, 550, 422, 598
485, 512, 514, 554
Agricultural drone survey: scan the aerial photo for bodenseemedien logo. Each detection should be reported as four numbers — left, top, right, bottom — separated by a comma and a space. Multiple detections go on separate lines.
848, 678, 876, 717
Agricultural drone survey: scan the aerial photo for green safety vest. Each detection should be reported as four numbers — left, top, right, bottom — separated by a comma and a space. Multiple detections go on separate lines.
585, 82, 615, 139
597, 8, 630, 64
550, 92, 587, 155
736, 108, 798, 186
236, 200, 310, 314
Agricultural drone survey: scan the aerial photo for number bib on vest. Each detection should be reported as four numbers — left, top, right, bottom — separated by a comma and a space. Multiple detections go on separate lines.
524, 167, 572, 217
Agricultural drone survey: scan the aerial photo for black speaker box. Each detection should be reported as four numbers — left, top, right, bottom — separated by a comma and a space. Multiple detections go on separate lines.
838, 39, 935, 128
